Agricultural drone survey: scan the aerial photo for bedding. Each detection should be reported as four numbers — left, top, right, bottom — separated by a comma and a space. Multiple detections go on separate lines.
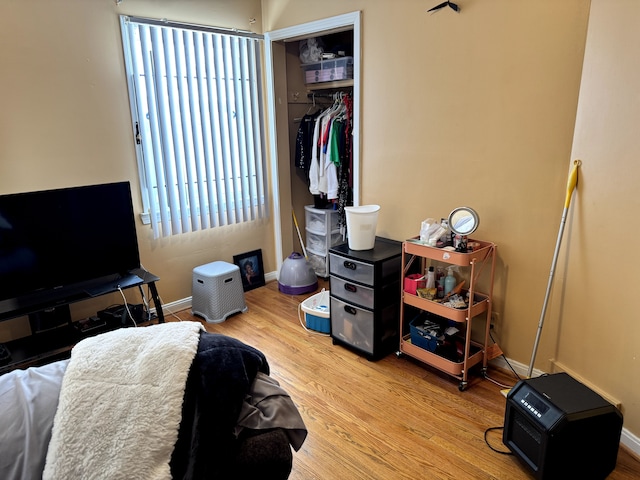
0, 323, 307, 480
169, 330, 307, 479
44, 321, 203, 479
0, 359, 69, 480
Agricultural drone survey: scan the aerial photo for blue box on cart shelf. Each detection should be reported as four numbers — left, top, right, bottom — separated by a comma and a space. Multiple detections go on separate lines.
410, 313, 446, 353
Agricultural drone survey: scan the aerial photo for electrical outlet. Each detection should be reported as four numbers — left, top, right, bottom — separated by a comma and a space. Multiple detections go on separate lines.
491, 312, 500, 332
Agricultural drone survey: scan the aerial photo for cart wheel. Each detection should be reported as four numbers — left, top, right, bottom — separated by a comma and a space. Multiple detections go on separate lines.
396, 351, 404, 358
481, 367, 488, 377
459, 381, 467, 392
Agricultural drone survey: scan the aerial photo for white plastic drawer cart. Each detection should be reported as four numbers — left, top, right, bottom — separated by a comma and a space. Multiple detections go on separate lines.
305, 205, 344, 278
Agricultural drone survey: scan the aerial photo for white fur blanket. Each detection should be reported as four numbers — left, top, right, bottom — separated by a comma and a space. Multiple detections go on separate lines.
43, 321, 203, 480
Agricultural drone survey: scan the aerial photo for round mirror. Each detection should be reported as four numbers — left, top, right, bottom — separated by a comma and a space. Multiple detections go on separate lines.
448, 207, 479, 236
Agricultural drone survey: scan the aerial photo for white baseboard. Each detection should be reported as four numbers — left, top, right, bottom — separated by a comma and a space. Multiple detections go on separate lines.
489, 355, 544, 379
489, 356, 640, 459
265, 271, 278, 283
151, 296, 192, 320
148, 271, 279, 320
621, 429, 640, 459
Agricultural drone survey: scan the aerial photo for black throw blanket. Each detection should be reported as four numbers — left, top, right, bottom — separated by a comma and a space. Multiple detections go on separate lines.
170, 332, 270, 479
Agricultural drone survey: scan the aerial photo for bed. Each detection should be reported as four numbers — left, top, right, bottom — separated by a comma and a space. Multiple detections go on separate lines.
0, 322, 307, 479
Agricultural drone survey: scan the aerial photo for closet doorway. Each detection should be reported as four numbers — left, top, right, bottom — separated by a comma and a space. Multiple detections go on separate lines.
265, 12, 361, 272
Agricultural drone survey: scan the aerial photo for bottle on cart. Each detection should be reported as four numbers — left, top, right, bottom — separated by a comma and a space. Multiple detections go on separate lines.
436, 266, 445, 298
425, 266, 436, 289
444, 266, 456, 295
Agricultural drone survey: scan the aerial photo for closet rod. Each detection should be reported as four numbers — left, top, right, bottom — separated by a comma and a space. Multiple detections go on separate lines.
307, 92, 348, 99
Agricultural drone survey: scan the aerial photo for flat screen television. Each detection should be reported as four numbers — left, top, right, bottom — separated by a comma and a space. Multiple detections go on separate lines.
0, 181, 142, 321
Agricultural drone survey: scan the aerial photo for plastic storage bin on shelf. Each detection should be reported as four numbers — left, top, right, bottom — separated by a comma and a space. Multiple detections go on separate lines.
306, 207, 340, 233
410, 314, 443, 353
306, 230, 343, 255
403, 273, 426, 295
301, 56, 353, 84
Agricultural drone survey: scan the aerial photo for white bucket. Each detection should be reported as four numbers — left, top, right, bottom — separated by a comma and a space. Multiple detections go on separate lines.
345, 204, 380, 250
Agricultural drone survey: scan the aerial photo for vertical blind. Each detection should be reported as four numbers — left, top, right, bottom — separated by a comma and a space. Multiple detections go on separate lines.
120, 16, 268, 238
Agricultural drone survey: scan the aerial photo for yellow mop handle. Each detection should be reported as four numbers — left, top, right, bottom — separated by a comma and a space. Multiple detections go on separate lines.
527, 158, 582, 379
564, 160, 581, 209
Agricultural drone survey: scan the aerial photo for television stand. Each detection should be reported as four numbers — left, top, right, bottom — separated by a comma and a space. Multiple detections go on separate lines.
84, 272, 144, 297
0, 269, 164, 375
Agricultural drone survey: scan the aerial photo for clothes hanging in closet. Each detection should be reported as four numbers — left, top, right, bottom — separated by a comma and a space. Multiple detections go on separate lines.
304, 94, 352, 201
336, 93, 353, 227
294, 109, 321, 170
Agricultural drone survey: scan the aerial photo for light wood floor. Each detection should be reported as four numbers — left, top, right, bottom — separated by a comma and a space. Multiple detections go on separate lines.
172, 279, 640, 480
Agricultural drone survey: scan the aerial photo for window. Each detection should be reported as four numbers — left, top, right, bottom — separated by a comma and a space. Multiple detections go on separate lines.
120, 16, 268, 238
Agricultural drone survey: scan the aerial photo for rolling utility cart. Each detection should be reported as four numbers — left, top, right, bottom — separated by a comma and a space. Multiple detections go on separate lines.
397, 239, 496, 390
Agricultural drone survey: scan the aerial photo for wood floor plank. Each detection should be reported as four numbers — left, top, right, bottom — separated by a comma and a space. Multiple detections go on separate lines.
173, 279, 640, 479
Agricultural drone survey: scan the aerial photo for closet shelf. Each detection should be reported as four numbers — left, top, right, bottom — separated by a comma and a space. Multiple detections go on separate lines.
306, 79, 353, 91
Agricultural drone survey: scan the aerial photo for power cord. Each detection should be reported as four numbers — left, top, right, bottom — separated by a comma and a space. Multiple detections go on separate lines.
139, 284, 151, 322
481, 331, 519, 457
482, 331, 523, 389
484, 426, 513, 455
491, 331, 522, 381
484, 374, 514, 390
117, 286, 137, 327
138, 264, 181, 322
153, 291, 185, 322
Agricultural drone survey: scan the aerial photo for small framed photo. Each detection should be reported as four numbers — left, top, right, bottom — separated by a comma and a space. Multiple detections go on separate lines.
233, 249, 266, 292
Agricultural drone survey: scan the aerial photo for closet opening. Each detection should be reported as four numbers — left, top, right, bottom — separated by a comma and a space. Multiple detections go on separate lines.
265, 12, 361, 273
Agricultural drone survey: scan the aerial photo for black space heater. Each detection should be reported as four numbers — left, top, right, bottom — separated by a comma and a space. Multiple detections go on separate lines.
503, 372, 623, 480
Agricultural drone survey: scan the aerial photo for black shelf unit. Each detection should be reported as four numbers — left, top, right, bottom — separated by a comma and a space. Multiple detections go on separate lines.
0, 268, 163, 375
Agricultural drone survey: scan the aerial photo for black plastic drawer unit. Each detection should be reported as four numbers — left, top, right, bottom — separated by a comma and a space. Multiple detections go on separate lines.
328, 237, 402, 360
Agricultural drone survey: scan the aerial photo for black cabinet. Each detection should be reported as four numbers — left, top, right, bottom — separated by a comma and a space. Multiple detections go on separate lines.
328, 237, 402, 360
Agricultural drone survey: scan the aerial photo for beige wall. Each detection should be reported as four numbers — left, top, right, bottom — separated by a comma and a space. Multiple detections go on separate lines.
265, 0, 587, 369
2, 0, 639, 444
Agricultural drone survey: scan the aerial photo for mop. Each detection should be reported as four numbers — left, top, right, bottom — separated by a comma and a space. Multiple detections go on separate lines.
526, 159, 582, 378
499, 160, 581, 398
292, 209, 308, 260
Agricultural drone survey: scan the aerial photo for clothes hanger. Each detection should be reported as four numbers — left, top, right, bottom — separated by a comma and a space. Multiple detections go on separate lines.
325, 93, 341, 115
305, 93, 319, 115
427, 0, 459, 13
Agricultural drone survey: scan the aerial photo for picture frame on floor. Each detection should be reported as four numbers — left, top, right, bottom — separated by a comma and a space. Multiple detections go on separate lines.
233, 249, 265, 292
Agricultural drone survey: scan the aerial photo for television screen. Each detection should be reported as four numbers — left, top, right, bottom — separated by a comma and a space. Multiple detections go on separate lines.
0, 182, 141, 317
